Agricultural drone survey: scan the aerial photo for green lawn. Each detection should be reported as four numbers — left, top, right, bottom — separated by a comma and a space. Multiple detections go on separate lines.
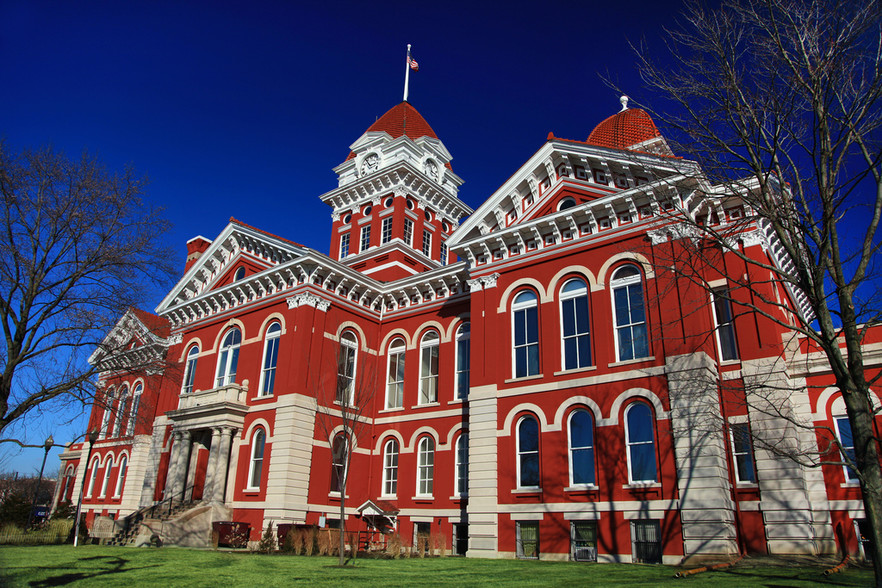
0, 546, 872, 587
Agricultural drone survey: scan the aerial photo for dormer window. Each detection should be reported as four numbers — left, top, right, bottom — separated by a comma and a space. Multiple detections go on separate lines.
342, 213, 352, 224
384, 197, 394, 207
363, 204, 372, 216
558, 197, 577, 211
406, 199, 415, 210
425, 210, 433, 222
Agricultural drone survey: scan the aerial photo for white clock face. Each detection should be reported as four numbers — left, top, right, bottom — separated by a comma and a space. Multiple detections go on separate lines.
363, 154, 379, 174
426, 160, 438, 180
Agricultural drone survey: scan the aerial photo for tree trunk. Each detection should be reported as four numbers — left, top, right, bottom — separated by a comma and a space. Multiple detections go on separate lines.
339, 475, 346, 566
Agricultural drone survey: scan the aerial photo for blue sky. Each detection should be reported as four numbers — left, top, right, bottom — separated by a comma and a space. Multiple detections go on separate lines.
0, 0, 686, 474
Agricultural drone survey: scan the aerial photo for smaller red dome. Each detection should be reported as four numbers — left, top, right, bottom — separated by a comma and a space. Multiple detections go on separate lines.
587, 107, 663, 152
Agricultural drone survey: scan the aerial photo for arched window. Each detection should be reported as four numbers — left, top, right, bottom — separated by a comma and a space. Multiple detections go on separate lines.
568, 410, 596, 486
385, 338, 406, 409
234, 267, 245, 281
112, 386, 129, 438
417, 436, 435, 497
560, 278, 591, 370
114, 455, 128, 498
248, 428, 266, 489
517, 415, 540, 488
99, 456, 114, 498
455, 323, 471, 399
558, 197, 576, 211
419, 331, 440, 404
61, 465, 76, 502
456, 433, 469, 496
337, 331, 358, 404
260, 322, 282, 397
126, 383, 142, 436
182, 345, 199, 394
330, 433, 349, 493
626, 402, 658, 483
611, 265, 649, 361
834, 416, 859, 483
85, 456, 100, 497
512, 291, 540, 378
382, 438, 399, 497
215, 328, 242, 387
100, 388, 115, 439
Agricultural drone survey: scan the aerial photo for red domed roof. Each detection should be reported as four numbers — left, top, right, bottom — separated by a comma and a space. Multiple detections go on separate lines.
346, 102, 440, 161
586, 107, 662, 151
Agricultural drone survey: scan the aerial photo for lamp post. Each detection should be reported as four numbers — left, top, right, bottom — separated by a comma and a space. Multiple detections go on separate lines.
73, 430, 99, 547
27, 434, 54, 528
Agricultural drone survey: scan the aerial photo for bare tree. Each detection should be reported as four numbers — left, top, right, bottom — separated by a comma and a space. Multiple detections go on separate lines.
313, 334, 377, 566
631, 0, 882, 580
0, 142, 174, 440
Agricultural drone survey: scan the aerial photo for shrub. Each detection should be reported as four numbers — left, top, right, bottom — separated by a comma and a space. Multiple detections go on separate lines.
305, 527, 316, 556
386, 532, 402, 559
256, 521, 275, 554
317, 528, 330, 556
281, 528, 296, 554
417, 533, 428, 558
52, 501, 75, 519
0, 494, 31, 527
348, 531, 358, 559
437, 532, 447, 557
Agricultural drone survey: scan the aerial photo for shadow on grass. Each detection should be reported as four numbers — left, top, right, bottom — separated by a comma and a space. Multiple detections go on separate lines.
28, 555, 160, 587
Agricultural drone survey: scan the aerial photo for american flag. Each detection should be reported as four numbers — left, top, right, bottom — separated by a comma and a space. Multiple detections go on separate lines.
408, 56, 419, 71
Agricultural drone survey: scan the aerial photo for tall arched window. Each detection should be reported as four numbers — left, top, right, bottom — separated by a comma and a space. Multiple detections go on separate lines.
61, 465, 76, 502
99, 456, 114, 498
337, 331, 358, 404
611, 265, 649, 361
419, 331, 440, 404
85, 456, 100, 497
456, 433, 469, 496
182, 345, 199, 394
114, 455, 128, 498
100, 388, 115, 438
416, 436, 435, 497
626, 402, 658, 483
126, 384, 142, 436
112, 386, 129, 438
248, 428, 266, 489
560, 278, 591, 369
260, 322, 282, 397
215, 328, 242, 386
568, 409, 596, 486
385, 338, 406, 409
512, 291, 540, 378
330, 433, 349, 493
517, 415, 540, 488
382, 438, 399, 497
455, 323, 471, 399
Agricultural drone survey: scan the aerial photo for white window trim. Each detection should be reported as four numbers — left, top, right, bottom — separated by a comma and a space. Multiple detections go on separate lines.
422, 229, 432, 257
111, 386, 129, 438
834, 416, 859, 483
416, 436, 435, 497
625, 403, 658, 484
258, 323, 282, 397
516, 415, 541, 490
360, 225, 371, 252
385, 339, 406, 409
559, 279, 591, 371
512, 291, 540, 379
125, 384, 142, 437
337, 333, 358, 405
382, 438, 399, 498
99, 456, 113, 498
215, 329, 241, 387
404, 218, 414, 247
181, 346, 199, 394
455, 433, 468, 497
455, 323, 470, 400
610, 266, 648, 362
419, 332, 440, 405
728, 421, 756, 484
85, 457, 100, 498
113, 456, 128, 498
381, 217, 393, 244
339, 233, 350, 259
567, 409, 595, 488
100, 389, 114, 439
246, 429, 266, 490
711, 287, 739, 361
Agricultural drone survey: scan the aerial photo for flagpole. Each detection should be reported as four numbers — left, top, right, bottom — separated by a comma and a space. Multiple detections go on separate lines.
403, 44, 411, 102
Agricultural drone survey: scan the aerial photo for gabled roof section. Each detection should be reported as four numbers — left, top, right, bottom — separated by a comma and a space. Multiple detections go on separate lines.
156, 219, 306, 314
89, 307, 170, 368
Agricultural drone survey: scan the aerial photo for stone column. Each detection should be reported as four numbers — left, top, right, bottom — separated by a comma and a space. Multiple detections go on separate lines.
213, 427, 235, 504
175, 430, 193, 499
163, 430, 183, 500
203, 428, 222, 503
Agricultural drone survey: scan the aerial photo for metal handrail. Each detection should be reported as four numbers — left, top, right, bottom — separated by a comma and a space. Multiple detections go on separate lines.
112, 485, 195, 542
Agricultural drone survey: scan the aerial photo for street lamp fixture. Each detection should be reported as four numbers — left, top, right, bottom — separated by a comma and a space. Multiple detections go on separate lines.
27, 434, 55, 528
73, 430, 99, 546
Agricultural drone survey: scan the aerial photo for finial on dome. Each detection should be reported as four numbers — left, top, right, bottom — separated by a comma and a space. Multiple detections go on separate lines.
620, 95, 629, 112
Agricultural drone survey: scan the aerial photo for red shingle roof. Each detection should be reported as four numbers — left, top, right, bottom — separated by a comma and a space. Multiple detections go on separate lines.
586, 108, 662, 151
229, 217, 305, 248
345, 102, 448, 166
129, 307, 170, 338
